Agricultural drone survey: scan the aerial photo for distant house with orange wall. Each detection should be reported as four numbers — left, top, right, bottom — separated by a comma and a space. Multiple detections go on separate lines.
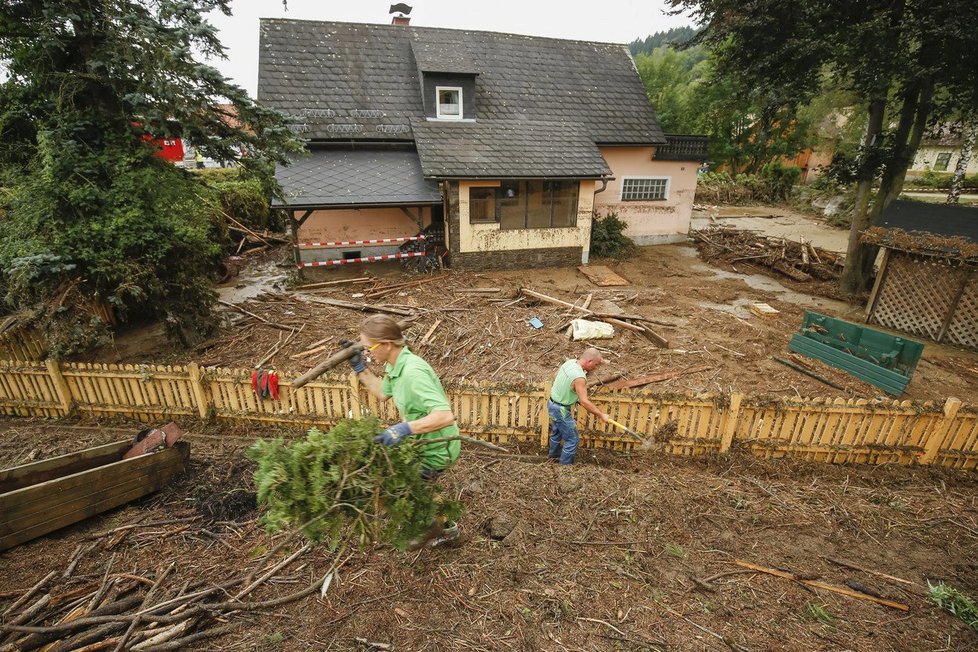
257, 18, 705, 270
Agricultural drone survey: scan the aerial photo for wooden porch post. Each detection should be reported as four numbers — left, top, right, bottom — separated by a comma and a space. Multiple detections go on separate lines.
864, 248, 891, 323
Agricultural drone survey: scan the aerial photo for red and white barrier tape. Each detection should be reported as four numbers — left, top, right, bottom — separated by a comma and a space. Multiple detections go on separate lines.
298, 235, 426, 249
298, 251, 426, 268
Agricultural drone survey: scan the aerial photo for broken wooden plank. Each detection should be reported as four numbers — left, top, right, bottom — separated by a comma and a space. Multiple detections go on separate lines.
453, 288, 501, 294
419, 319, 443, 346
750, 303, 780, 319
732, 560, 910, 611
0, 442, 130, 495
604, 365, 711, 390
588, 372, 625, 388
577, 265, 630, 287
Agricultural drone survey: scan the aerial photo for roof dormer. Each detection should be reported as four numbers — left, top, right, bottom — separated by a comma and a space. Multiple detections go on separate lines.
410, 39, 479, 121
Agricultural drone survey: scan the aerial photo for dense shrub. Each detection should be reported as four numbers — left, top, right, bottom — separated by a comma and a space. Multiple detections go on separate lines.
590, 212, 636, 258
695, 163, 803, 205
906, 169, 978, 189
196, 168, 279, 231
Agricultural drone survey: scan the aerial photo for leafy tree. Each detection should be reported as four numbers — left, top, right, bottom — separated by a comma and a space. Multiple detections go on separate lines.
0, 0, 301, 352
669, 0, 978, 293
635, 44, 818, 173
628, 26, 700, 56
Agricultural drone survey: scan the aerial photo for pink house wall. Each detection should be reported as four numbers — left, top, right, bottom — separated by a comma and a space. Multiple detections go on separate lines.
593, 146, 697, 245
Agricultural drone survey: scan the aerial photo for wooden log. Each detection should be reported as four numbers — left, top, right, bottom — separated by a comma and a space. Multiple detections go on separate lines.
292, 345, 363, 389
297, 296, 416, 317
293, 277, 371, 291
732, 560, 909, 611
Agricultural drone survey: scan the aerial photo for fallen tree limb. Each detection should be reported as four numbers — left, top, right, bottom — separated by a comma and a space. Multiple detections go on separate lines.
732, 560, 910, 611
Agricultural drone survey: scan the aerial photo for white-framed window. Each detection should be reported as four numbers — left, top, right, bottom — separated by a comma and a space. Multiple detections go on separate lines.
436, 86, 463, 119
933, 152, 952, 172
621, 176, 670, 201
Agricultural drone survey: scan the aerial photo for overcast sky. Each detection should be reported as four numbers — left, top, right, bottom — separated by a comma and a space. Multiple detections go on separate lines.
205, 0, 697, 96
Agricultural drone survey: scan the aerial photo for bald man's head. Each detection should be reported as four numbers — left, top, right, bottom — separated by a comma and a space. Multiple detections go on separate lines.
579, 348, 603, 372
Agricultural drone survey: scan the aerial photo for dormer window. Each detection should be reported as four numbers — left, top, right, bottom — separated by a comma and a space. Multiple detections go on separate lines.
436, 86, 463, 119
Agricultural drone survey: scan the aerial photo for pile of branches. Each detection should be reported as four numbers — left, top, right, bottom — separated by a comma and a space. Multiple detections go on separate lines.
0, 539, 336, 651
249, 418, 465, 550
691, 227, 842, 283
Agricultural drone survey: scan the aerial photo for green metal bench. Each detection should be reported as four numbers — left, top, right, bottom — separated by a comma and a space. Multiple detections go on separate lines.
788, 311, 925, 396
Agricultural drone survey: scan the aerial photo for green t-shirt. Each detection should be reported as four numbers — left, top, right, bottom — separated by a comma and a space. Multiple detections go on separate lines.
381, 347, 460, 470
550, 358, 587, 405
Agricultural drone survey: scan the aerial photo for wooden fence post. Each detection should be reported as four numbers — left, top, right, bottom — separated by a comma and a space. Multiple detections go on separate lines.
540, 382, 552, 449
45, 358, 74, 416
921, 397, 962, 465
186, 362, 210, 420
348, 371, 362, 417
719, 392, 744, 454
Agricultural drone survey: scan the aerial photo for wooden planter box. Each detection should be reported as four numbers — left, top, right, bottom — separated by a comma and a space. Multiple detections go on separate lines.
0, 440, 190, 552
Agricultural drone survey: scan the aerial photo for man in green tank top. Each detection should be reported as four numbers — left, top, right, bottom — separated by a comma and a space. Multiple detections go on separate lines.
548, 348, 609, 464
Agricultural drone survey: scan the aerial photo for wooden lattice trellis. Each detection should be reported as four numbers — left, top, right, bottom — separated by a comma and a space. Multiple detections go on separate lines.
945, 271, 978, 350
868, 251, 978, 352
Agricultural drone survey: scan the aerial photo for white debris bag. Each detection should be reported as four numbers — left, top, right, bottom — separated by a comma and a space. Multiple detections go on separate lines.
570, 319, 614, 341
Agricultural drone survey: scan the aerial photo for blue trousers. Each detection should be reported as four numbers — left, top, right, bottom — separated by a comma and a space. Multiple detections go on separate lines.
548, 400, 579, 465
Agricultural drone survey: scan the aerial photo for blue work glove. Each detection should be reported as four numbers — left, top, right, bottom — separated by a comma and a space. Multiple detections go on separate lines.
339, 339, 367, 374
374, 421, 412, 446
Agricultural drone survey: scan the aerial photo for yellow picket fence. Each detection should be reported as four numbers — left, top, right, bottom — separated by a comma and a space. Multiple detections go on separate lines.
0, 359, 976, 470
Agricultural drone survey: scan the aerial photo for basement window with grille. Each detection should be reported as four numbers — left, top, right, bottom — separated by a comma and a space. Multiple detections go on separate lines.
621, 177, 669, 201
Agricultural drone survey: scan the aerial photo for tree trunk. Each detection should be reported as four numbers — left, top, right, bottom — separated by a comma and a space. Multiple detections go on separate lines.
947, 123, 977, 204
840, 99, 886, 294
843, 80, 934, 294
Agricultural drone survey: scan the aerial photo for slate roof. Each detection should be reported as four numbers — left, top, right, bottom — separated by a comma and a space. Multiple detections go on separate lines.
410, 38, 479, 74
258, 19, 665, 146
272, 147, 442, 208
411, 118, 612, 178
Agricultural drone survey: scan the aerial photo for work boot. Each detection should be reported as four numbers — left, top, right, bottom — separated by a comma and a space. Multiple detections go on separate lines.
429, 522, 460, 548
406, 521, 459, 551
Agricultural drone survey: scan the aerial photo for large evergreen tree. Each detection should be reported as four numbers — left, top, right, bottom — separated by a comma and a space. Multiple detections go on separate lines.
0, 0, 301, 353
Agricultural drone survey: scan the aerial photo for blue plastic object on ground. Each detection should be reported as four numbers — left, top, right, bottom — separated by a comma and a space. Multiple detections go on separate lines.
528, 317, 544, 329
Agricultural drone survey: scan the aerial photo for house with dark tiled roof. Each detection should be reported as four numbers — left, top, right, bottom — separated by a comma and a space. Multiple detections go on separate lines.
258, 17, 706, 270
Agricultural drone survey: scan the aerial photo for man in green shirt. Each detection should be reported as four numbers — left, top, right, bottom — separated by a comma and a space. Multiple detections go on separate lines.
348, 315, 460, 546
548, 348, 609, 464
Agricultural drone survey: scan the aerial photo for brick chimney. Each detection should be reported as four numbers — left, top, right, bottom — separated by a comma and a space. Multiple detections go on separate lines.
390, 3, 412, 25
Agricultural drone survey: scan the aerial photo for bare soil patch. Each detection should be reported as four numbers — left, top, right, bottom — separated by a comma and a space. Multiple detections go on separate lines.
2, 418, 977, 651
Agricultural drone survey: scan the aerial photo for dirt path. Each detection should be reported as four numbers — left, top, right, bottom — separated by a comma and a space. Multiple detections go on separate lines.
2, 417, 977, 651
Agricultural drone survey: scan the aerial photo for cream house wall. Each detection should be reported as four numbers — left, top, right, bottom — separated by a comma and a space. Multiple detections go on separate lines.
457, 180, 596, 263
593, 146, 697, 245
910, 146, 978, 176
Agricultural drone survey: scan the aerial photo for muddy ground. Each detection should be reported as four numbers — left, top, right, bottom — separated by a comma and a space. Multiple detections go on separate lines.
93, 237, 978, 404
2, 418, 978, 651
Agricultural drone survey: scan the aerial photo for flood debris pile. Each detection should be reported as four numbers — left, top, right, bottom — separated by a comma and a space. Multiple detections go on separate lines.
692, 227, 842, 283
